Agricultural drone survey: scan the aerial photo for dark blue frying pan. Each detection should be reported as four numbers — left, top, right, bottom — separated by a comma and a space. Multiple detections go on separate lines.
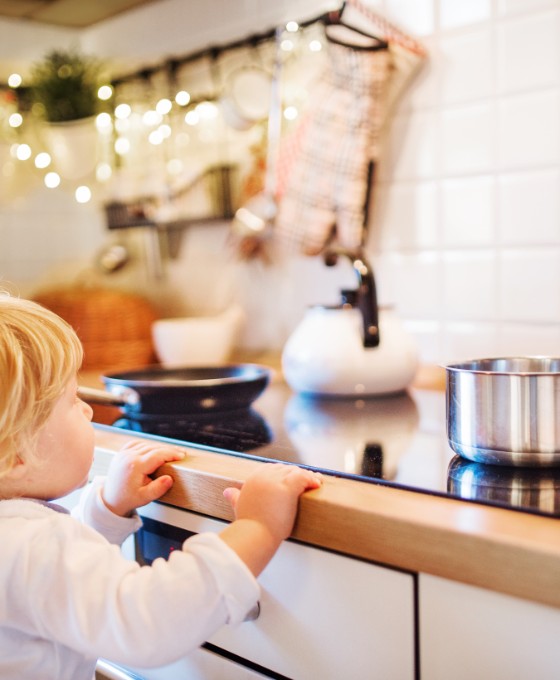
78, 364, 271, 416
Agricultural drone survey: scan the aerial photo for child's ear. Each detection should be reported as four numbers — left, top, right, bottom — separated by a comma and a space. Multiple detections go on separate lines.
5, 455, 27, 480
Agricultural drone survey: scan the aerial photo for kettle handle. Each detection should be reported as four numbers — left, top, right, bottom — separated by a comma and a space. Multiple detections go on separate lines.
325, 248, 380, 348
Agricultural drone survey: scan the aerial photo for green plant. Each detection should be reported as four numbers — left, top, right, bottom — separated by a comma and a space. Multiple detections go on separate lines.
30, 49, 103, 123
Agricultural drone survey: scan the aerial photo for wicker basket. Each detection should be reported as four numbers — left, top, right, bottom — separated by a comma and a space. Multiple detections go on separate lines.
33, 287, 158, 372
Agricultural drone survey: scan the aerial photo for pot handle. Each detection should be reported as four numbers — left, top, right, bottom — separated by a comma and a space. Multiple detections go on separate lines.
78, 385, 139, 408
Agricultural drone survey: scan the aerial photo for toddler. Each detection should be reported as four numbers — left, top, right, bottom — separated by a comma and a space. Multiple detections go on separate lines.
0, 294, 322, 679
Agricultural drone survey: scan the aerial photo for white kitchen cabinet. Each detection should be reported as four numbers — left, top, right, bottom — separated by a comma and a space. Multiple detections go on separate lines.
122, 647, 270, 680
127, 502, 416, 680
98, 650, 268, 679
419, 573, 560, 680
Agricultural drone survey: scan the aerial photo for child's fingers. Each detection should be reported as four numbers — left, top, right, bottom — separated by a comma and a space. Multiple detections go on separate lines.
286, 467, 323, 491
250, 464, 322, 491
141, 446, 186, 465
141, 474, 175, 502
223, 486, 241, 508
119, 443, 186, 472
120, 440, 153, 454
120, 440, 185, 458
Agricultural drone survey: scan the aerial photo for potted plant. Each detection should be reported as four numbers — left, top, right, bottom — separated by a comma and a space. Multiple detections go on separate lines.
30, 48, 105, 179
30, 48, 103, 123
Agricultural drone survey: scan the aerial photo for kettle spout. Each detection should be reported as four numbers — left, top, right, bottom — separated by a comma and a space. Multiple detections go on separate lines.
324, 248, 380, 348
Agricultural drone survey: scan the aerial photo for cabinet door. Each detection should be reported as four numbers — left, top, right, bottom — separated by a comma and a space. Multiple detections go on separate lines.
132, 646, 269, 680
137, 503, 416, 680
98, 648, 268, 680
420, 574, 560, 680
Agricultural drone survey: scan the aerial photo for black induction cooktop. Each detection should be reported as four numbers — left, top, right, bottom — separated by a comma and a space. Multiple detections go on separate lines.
106, 381, 560, 519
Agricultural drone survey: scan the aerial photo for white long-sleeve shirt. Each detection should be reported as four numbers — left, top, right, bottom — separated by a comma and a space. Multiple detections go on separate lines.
0, 480, 259, 680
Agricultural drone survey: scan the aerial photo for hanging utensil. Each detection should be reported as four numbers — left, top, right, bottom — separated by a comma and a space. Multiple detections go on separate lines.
231, 26, 283, 246
96, 242, 130, 274
219, 40, 272, 132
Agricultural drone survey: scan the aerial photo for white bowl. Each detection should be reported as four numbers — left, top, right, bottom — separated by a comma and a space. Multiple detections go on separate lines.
152, 305, 245, 367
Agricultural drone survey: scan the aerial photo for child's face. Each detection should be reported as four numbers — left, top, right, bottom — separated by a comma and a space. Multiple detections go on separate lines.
33, 376, 95, 500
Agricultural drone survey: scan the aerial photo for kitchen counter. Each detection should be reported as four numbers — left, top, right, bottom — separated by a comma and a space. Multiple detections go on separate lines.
85, 356, 560, 611
94, 421, 560, 611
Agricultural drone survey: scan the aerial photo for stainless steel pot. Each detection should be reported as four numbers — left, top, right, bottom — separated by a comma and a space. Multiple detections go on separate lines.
445, 357, 560, 467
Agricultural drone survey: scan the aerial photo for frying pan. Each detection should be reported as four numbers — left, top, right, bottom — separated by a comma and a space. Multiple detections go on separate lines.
78, 364, 271, 417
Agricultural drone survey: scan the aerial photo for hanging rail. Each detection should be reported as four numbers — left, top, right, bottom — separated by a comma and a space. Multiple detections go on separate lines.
0, 6, 345, 94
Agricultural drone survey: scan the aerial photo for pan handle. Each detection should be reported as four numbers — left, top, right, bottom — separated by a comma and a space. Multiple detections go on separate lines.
78, 385, 139, 408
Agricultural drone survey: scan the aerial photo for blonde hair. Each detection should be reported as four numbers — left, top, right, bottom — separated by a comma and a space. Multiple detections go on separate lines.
0, 295, 83, 478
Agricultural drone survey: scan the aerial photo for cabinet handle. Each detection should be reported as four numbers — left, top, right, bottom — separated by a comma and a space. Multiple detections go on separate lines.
244, 601, 261, 622
95, 659, 145, 679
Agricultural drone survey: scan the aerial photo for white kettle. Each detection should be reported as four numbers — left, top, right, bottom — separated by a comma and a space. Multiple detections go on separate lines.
282, 250, 418, 396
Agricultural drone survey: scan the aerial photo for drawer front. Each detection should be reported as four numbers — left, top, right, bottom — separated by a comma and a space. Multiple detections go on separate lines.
130, 503, 416, 680
122, 647, 269, 680
420, 574, 560, 680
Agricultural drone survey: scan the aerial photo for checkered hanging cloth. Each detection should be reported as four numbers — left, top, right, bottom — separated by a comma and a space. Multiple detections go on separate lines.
275, 25, 425, 256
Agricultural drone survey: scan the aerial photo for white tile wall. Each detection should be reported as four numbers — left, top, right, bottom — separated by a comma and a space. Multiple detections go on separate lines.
384, 0, 435, 36
379, 251, 442, 317
498, 248, 560, 322
498, 91, 560, 169
439, 29, 494, 105
441, 176, 495, 246
442, 251, 498, 320
439, 0, 492, 30
382, 109, 440, 180
498, 0, 559, 16
497, 170, 560, 245
442, 321, 498, 364
1, 0, 560, 363
376, 180, 439, 249
497, 10, 560, 94
498, 321, 560, 356
440, 103, 496, 175
372, 0, 560, 363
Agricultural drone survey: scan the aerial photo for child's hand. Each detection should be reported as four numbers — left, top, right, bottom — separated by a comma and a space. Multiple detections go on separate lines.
221, 464, 322, 575
224, 464, 322, 542
102, 440, 186, 517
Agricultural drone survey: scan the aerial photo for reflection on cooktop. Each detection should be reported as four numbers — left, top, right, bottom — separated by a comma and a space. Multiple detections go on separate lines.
106, 382, 560, 519
283, 391, 419, 481
112, 408, 272, 452
447, 456, 560, 515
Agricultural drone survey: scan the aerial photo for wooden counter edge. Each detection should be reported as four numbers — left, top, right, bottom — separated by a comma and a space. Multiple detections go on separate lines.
94, 425, 560, 610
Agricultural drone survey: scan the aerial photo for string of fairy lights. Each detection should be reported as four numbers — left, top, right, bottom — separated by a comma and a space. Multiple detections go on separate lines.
0, 16, 328, 206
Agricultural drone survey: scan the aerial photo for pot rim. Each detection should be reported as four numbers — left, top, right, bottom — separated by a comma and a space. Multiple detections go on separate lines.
444, 355, 560, 377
